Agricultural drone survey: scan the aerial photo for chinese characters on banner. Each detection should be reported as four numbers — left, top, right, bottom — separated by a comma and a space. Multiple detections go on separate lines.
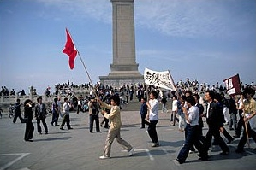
144, 68, 176, 91
223, 74, 241, 96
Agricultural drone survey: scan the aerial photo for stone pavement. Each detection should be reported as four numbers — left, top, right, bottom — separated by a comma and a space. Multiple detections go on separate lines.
0, 110, 255, 170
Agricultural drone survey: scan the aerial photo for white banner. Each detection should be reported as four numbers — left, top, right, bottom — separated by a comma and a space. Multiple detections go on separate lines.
144, 68, 176, 91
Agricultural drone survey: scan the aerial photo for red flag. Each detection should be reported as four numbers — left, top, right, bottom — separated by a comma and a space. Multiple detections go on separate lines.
63, 28, 78, 69
223, 74, 241, 96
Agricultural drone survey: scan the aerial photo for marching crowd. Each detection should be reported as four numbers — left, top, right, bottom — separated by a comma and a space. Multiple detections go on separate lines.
2, 79, 256, 164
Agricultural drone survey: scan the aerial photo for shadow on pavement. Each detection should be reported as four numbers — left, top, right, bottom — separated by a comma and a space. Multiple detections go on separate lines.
33, 137, 72, 142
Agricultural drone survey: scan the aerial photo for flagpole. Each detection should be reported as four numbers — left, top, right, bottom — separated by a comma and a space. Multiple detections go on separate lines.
64, 28, 98, 98
78, 52, 98, 98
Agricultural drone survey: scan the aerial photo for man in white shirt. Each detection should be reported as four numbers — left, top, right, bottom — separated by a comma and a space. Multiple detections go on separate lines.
60, 97, 73, 130
176, 96, 205, 164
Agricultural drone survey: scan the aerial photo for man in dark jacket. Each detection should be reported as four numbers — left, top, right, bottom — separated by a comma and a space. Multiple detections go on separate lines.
24, 99, 34, 142
140, 97, 147, 128
13, 98, 24, 123
35, 96, 48, 134
200, 91, 229, 160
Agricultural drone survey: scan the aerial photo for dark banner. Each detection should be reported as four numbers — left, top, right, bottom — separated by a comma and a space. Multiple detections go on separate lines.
223, 74, 241, 96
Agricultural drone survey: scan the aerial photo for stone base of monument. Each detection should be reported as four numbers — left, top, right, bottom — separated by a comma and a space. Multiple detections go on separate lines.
99, 71, 144, 88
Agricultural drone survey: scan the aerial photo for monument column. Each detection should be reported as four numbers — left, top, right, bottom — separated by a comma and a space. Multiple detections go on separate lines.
99, 0, 143, 87
111, 0, 138, 72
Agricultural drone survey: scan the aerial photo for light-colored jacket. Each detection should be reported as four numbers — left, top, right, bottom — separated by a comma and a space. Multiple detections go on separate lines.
101, 102, 122, 130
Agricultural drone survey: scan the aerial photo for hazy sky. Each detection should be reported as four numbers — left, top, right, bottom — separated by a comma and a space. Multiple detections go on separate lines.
0, 0, 255, 95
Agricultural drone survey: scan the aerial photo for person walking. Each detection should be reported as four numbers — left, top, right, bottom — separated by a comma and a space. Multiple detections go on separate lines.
161, 96, 167, 113
177, 96, 187, 132
171, 95, 178, 126
88, 97, 100, 133
77, 95, 83, 114
234, 96, 245, 138
176, 96, 205, 164
60, 97, 73, 130
57, 97, 62, 117
193, 94, 204, 138
35, 96, 48, 134
235, 87, 256, 153
13, 98, 24, 123
213, 93, 234, 145
228, 95, 237, 131
139, 97, 147, 129
24, 99, 34, 142
146, 91, 159, 147
98, 95, 134, 159
201, 91, 229, 159
51, 97, 59, 126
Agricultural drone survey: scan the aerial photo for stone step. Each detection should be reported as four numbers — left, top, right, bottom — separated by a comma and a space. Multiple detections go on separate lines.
120, 100, 141, 111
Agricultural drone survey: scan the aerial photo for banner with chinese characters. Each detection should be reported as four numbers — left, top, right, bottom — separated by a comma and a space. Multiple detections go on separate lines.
223, 74, 241, 96
144, 68, 176, 91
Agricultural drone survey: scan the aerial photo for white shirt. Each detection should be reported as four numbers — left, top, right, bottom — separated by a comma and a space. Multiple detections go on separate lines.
63, 102, 70, 115
172, 100, 177, 112
149, 99, 158, 120
206, 103, 210, 118
187, 106, 199, 126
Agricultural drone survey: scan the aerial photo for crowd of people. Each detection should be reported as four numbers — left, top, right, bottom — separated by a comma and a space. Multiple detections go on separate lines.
0, 86, 27, 97
1, 79, 256, 164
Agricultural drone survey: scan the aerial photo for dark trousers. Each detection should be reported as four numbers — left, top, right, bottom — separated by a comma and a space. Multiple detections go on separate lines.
37, 118, 48, 133
61, 114, 71, 128
101, 118, 109, 128
203, 126, 229, 153
24, 121, 34, 140
51, 111, 59, 125
237, 122, 256, 151
222, 127, 233, 141
77, 105, 81, 114
177, 125, 204, 162
147, 120, 158, 144
140, 114, 146, 128
13, 113, 23, 123
90, 114, 100, 132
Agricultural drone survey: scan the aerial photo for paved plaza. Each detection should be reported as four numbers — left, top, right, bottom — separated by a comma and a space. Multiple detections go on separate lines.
0, 110, 255, 170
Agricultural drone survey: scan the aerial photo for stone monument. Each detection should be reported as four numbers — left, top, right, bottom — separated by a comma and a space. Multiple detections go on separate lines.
99, 0, 143, 88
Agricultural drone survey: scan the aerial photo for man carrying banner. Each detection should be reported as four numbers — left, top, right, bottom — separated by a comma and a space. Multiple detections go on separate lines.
235, 87, 256, 153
